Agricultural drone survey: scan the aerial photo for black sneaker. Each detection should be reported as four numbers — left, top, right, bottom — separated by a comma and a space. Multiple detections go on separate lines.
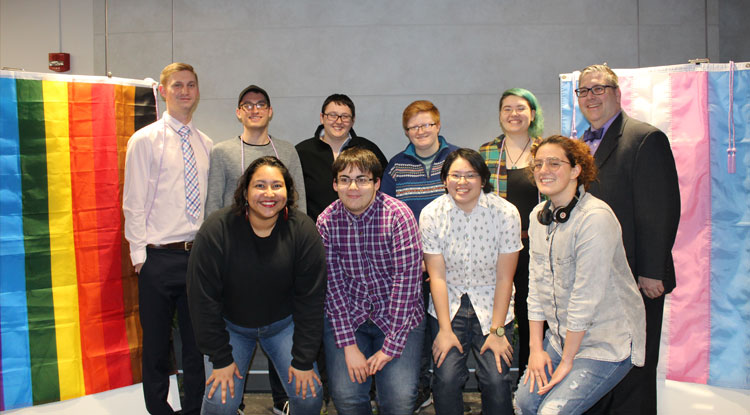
414, 389, 433, 413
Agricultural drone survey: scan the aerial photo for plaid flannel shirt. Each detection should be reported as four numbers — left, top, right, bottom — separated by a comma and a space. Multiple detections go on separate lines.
317, 192, 424, 358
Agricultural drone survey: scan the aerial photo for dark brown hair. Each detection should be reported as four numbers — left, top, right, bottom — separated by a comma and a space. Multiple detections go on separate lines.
331, 147, 383, 181
440, 148, 494, 194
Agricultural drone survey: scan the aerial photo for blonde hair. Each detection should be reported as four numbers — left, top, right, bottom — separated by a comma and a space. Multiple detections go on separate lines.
579, 64, 618, 88
159, 62, 198, 87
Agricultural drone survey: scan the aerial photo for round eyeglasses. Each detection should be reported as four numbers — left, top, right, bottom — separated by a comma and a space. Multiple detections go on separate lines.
532, 157, 571, 171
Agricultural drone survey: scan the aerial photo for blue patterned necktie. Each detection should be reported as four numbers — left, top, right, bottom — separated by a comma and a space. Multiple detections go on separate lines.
178, 126, 200, 220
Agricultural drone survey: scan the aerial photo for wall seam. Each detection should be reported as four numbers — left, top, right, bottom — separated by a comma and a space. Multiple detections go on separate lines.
171, 0, 174, 62
637, 0, 641, 67
705, 0, 709, 59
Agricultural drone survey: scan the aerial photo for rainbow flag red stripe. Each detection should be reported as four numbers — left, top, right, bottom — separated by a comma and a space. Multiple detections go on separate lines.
0, 70, 156, 410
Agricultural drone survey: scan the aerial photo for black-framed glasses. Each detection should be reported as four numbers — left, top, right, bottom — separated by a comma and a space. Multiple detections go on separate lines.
323, 113, 353, 122
446, 172, 480, 181
532, 157, 571, 171
336, 176, 374, 187
576, 85, 617, 98
405, 123, 436, 133
239, 101, 269, 111
574, 85, 615, 98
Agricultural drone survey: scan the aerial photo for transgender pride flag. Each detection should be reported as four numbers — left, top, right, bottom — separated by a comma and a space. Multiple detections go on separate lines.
560, 62, 750, 389
0, 70, 157, 410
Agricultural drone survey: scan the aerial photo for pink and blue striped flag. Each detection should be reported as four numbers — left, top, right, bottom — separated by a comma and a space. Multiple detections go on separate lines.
560, 62, 749, 389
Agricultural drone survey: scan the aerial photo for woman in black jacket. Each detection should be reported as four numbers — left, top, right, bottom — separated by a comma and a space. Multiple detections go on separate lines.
187, 156, 326, 415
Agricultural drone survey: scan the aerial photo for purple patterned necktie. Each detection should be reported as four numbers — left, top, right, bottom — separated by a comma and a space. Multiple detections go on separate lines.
178, 126, 200, 220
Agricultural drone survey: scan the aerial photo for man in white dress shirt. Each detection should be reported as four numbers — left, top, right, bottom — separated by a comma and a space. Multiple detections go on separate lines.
123, 62, 212, 415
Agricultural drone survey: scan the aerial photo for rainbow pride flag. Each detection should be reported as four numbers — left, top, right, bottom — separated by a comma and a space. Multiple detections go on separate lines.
560, 62, 750, 389
0, 70, 157, 410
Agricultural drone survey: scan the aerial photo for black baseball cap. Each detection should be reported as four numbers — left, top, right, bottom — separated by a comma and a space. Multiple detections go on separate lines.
237, 85, 271, 107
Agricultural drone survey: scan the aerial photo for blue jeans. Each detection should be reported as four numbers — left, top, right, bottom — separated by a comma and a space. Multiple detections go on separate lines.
514, 338, 633, 415
430, 295, 514, 415
201, 315, 322, 415
324, 317, 425, 415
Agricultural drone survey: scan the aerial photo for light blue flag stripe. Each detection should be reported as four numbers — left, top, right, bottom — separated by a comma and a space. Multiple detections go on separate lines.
707, 69, 750, 389
0, 75, 34, 409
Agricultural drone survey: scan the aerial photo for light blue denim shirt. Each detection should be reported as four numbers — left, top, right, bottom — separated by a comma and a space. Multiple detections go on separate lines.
527, 187, 646, 366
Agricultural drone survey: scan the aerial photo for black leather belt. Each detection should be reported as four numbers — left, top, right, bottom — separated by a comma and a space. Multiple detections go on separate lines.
147, 241, 193, 251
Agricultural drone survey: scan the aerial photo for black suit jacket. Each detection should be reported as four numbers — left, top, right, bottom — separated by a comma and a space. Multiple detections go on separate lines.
587, 112, 681, 293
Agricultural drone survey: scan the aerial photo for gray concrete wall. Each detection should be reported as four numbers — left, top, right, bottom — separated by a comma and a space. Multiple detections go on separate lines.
87, 0, 724, 157
0, 0, 94, 74
719, 0, 750, 62
4, 1, 747, 156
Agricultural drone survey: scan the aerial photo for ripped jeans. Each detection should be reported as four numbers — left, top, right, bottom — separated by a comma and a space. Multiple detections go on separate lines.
514, 338, 632, 415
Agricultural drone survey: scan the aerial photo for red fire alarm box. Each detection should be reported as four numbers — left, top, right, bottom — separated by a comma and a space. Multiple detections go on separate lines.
49, 53, 70, 72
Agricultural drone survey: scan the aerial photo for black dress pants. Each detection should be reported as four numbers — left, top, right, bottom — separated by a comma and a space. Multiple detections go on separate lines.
514, 239, 531, 381
139, 248, 205, 415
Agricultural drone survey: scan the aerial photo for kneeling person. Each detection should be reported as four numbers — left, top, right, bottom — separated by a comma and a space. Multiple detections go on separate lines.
317, 147, 425, 415
420, 148, 522, 415
187, 157, 325, 415
515, 136, 646, 414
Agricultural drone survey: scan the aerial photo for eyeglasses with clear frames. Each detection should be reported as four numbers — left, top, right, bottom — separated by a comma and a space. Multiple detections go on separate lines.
574, 85, 615, 98
446, 172, 480, 181
337, 176, 374, 187
405, 123, 436, 133
532, 157, 571, 171
239, 101, 269, 111
501, 106, 530, 114
323, 113, 353, 122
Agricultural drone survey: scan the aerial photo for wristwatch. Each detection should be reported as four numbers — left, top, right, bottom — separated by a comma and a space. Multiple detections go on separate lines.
490, 326, 505, 337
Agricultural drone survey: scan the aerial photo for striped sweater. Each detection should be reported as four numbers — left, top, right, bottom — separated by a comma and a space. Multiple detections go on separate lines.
381, 136, 458, 222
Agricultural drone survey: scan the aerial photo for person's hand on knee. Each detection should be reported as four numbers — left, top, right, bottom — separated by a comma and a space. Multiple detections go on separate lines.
288, 366, 320, 399
432, 329, 463, 368
206, 362, 242, 404
480, 331, 513, 373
